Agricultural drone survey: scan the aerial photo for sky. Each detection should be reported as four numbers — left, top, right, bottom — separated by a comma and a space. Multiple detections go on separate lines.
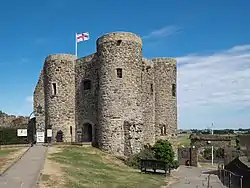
0, 0, 250, 130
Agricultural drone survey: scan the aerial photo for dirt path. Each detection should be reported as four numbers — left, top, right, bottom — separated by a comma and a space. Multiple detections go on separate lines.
0, 145, 47, 188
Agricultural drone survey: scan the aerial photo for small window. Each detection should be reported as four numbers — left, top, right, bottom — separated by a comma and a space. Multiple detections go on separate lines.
52, 83, 57, 95
116, 68, 122, 78
150, 84, 153, 95
117, 40, 122, 46
160, 125, 167, 135
83, 80, 91, 90
172, 84, 176, 97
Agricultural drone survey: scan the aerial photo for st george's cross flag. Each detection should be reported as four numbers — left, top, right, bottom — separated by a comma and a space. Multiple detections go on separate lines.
76, 32, 89, 43
75, 32, 90, 57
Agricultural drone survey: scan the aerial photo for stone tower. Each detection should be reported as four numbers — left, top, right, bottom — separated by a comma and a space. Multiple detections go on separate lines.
153, 58, 177, 151
33, 31, 178, 157
43, 54, 77, 142
96, 32, 144, 156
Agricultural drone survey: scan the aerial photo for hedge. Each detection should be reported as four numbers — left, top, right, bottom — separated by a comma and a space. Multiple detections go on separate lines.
0, 127, 29, 145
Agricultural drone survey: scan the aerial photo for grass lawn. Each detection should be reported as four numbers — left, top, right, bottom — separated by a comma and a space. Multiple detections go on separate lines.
177, 134, 191, 147
0, 147, 26, 173
41, 146, 167, 188
0, 148, 17, 157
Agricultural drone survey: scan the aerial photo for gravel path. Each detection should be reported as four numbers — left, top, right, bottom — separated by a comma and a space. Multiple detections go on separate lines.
169, 166, 226, 188
0, 145, 47, 188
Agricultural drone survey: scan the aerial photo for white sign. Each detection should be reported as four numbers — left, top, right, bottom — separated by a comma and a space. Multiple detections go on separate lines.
17, 129, 27, 137
47, 129, 52, 137
77, 128, 82, 134
36, 132, 45, 143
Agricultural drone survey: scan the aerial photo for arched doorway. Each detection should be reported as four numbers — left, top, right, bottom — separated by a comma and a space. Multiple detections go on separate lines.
56, 130, 63, 142
82, 123, 92, 142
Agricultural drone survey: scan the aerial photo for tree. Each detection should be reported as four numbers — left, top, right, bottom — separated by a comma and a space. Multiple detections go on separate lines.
152, 139, 175, 164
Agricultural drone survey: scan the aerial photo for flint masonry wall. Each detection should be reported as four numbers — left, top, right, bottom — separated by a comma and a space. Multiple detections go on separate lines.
33, 31, 178, 157
75, 53, 98, 144
43, 54, 76, 142
97, 32, 144, 156
141, 58, 155, 146
153, 58, 178, 152
33, 69, 45, 132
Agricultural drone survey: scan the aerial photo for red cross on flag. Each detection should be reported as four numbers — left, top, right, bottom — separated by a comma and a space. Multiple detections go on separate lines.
76, 32, 89, 43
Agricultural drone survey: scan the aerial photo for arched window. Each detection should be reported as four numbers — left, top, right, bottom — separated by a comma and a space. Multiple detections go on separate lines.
160, 125, 167, 135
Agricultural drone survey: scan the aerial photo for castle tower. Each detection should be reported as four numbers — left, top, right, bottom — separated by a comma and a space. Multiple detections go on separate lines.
43, 54, 76, 142
96, 32, 143, 156
152, 58, 177, 151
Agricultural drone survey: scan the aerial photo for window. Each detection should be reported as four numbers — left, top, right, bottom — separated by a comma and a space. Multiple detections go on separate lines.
83, 80, 91, 90
160, 125, 167, 135
150, 84, 153, 95
116, 68, 122, 78
172, 84, 176, 97
117, 40, 122, 46
52, 83, 57, 96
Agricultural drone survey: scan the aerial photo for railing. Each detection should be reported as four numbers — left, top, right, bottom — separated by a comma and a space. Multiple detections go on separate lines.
218, 163, 244, 188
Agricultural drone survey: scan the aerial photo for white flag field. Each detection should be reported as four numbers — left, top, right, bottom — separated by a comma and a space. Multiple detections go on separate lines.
76, 32, 89, 43
75, 32, 90, 57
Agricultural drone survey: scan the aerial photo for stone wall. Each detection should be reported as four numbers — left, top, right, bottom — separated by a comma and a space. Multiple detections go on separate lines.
33, 31, 178, 157
153, 58, 177, 152
33, 69, 45, 132
0, 111, 28, 128
75, 53, 98, 144
97, 32, 144, 156
141, 58, 155, 146
43, 54, 76, 142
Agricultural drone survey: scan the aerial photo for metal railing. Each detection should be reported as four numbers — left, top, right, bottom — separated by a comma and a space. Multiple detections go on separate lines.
218, 163, 244, 188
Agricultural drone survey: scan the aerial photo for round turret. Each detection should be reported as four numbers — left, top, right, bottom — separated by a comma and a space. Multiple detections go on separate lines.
96, 32, 143, 156
43, 54, 77, 142
152, 58, 177, 153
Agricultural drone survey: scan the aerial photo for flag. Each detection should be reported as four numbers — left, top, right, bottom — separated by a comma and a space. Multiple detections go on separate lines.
76, 32, 89, 43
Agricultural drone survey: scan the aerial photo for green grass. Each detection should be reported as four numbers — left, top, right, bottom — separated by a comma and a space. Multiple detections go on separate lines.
49, 146, 166, 188
0, 148, 17, 156
177, 134, 191, 147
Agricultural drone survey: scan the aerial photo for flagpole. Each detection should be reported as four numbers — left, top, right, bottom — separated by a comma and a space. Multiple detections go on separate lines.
75, 33, 78, 57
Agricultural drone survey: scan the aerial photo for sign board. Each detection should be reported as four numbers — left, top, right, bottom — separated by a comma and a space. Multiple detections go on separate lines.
77, 128, 82, 134
47, 129, 52, 137
17, 129, 27, 137
36, 132, 45, 143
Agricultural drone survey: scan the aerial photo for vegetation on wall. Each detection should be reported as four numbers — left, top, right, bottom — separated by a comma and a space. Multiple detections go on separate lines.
125, 140, 179, 169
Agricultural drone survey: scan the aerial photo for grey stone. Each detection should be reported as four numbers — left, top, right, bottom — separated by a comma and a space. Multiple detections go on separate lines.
33, 32, 177, 157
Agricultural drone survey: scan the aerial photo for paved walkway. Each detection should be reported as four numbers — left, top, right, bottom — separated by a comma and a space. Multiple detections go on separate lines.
0, 145, 47, 188
169, 166, 226, 188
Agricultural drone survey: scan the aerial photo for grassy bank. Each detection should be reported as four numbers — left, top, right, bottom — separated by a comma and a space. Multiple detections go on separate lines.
41, 146, 167, 188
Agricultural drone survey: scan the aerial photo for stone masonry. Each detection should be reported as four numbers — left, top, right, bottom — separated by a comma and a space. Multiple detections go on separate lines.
33, 32, 177, 157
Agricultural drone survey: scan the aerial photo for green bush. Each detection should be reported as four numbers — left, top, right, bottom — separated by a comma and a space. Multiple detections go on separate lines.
125, 145, 156, 168
125, 140, 179, 169
152, 140, 175, 164
0, 127, 28, 145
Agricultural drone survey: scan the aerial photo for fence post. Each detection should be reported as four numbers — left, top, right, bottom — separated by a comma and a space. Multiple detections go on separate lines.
240, 176, 243, 188
229, 173, 231, 188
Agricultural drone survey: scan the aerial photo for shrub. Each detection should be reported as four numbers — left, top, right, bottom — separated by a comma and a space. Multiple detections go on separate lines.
125, 140, 179, 170
152, 139, 175, 164
125, 145, 156, 169
0, 127, 28, 145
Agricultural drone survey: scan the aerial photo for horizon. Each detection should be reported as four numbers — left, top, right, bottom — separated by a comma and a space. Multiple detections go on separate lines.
1, 0, 250, 130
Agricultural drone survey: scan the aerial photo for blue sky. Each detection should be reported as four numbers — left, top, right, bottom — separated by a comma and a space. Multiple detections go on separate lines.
0, 0, 250, 130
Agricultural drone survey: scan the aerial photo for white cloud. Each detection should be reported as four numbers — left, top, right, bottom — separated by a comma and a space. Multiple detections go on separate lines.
177, 44, 250, 129
143, 25, 180, 39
